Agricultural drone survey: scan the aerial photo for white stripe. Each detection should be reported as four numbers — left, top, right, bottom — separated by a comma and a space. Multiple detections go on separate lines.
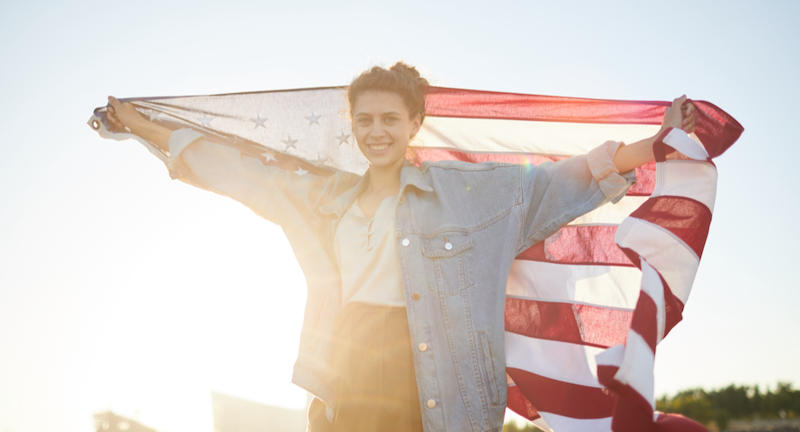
663, 129, 709, 160
419, 116, 661, 156
614, 331, 656, 410
566, 196, 648, 226
595, 344, 625, 367
615, 218, 699, 304
506, 260, 641, 310
651, 160, 718, 213
640, 261, 666, 343
537, 411, 612, 432
505, 332, 605, 388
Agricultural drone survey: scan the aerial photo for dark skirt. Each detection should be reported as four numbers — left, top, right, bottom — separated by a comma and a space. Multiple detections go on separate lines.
307, 302, 424, 432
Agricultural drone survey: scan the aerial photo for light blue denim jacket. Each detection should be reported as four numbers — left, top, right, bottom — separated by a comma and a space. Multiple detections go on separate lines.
166, 128, 636, 432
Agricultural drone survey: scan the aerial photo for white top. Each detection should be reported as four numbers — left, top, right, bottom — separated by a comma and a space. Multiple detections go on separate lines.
334, 195, 405, 307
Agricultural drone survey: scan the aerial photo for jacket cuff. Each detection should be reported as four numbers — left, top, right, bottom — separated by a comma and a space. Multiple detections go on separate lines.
587, 140, 638, 204
166, 128, 206, 179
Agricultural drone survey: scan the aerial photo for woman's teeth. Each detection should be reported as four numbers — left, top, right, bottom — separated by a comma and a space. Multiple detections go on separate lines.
370, 144, 390, 151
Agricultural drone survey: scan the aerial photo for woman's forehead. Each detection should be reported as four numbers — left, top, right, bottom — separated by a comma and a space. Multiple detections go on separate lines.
353, 91, 408, 116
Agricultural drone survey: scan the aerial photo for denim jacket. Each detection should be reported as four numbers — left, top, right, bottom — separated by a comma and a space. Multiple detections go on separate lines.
166, 128, 636, 432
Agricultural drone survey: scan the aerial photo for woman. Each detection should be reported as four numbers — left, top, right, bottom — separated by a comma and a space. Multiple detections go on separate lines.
106, 62, 696, 432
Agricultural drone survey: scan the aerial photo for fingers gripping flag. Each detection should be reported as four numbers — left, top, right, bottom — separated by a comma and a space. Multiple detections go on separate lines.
89, 86, 742, 432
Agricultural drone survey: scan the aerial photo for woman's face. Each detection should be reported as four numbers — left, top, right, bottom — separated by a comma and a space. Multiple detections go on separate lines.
352, 91, 420, 170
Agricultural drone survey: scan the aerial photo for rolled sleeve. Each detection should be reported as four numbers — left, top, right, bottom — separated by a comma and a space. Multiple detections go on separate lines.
518, 141, 638, 253
166, 128, 207, 180
587, 140, 637, 204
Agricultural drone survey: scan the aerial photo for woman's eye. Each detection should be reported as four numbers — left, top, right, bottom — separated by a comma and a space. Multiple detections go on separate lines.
357, 118, 371, 126
385, 117, 398, 124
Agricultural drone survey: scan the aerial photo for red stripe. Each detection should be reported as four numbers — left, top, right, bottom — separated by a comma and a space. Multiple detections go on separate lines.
414, 148, 656, 196
516, 225, 634, 267
629, 196, 713, 259
692, 100, 744, 159
426, 87, 669, 124
629, 291, 659, 352
597, 366, 655, 423
506, 385, 541, 421
661, 274, 685, 339
609, 386, 661, 432
506, 368, 616, 419
505, 298, 631, 348
426, 88, 743, 158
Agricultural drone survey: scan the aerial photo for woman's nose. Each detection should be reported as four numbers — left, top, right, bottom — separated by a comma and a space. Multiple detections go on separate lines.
369, 122, 385, 137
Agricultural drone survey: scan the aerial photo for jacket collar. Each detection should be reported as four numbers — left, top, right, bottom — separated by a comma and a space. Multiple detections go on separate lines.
320, 161, 432, 218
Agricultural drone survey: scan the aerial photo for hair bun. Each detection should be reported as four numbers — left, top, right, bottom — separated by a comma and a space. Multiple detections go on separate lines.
348, 61, 429, 124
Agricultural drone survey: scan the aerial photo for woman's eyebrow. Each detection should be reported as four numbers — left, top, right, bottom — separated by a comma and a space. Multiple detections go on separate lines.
354, 111, 403, 117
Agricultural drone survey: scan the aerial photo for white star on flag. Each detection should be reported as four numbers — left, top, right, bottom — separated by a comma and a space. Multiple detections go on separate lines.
305, 111, 321, 126
308, 153, 328, 167
335, 131, 351, 145
250, 114, 268, 129
293, 167, 308, 176
261, 150, 277, 162
282, 135, 298, 149
149, 110, 161, 122
197, 116, 214, 126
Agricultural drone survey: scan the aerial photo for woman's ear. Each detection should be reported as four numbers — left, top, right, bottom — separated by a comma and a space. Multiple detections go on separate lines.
410, 114, 421, 138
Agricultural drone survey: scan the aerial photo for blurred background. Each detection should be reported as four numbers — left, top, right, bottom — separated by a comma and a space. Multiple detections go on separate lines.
0, 1, 798, 431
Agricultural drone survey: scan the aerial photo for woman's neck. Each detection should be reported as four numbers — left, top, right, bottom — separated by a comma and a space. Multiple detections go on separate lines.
365, 159, 404, 195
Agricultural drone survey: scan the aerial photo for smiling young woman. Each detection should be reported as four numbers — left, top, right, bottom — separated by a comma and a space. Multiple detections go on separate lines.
105, 61, 696, 432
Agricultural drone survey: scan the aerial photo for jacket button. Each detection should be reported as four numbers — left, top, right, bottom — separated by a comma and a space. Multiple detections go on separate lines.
402, 238, 410, 247
411, 292, 420, 301
418, 343, 427, 352
444, 242, 453, 251
427, 399, 436, 409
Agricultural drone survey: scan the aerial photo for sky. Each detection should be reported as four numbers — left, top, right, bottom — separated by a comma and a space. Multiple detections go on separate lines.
1, 1, 798, 432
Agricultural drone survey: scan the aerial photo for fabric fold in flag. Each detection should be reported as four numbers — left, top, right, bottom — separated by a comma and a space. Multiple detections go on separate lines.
89, 86, 743, 432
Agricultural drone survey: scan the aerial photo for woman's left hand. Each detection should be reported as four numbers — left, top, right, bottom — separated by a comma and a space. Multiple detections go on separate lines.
661, 95, 697, 135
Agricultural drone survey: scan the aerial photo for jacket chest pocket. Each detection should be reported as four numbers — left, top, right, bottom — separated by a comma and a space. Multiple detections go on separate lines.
421, 232, 475, 296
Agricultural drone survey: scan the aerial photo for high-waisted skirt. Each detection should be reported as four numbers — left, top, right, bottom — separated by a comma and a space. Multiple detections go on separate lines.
307, 302, 424, 432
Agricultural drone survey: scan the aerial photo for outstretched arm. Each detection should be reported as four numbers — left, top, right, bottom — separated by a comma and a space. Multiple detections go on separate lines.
106, 96, 172, 152
612, 95, 697, 173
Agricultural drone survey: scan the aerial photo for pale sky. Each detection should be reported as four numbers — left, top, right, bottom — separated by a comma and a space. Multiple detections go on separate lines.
1, 1, 798, 432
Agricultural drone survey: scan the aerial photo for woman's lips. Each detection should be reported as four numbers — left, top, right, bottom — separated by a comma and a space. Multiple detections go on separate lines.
367, 143, 391, 154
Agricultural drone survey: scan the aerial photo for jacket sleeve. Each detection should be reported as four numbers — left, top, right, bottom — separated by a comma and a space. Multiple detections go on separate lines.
517, 140, 637, 254
165, 128, 332, 228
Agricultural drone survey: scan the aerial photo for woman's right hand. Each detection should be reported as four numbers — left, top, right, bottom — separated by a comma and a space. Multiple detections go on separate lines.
105, 96, 173, 152
106, 96, 146, 133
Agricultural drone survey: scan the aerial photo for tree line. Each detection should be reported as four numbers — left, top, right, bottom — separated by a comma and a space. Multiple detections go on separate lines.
657, 382, 800, 430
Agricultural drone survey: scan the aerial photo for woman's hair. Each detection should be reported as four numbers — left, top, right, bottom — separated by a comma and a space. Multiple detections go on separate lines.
347, 62, 430, 124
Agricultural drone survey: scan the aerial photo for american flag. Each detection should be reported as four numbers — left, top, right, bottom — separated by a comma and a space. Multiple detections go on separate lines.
89, 86, 742, 432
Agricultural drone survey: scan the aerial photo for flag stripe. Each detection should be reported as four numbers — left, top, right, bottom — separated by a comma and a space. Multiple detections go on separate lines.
506, 260, 642, 310
426, 87, 669, 125
650, 160, 718, 213
507, 368, 616, 419
417, 115, 660, 156
507, 384, 541, 421
615, 218, 700, 304
505, 297, 631, 348
568, 197, 650, 227
516, 226, 633, 267
505, 332, 605, 388
628, 196, 713, 260
604, 331, 656, 411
